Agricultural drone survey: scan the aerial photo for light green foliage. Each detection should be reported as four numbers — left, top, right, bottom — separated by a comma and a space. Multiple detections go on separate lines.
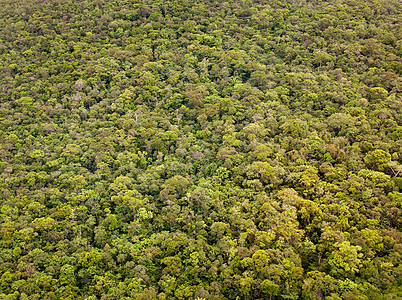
327, 113, 355, 133
364, 149, 392, 171
252, 249, 270, 273
328, 241, 363, 277
77, 250, 102, 268
261, 279, 279, 298
0, 0, 400, 299
358, 169, 391, 188
32, 217, 57, 232
369, 87, 388, 101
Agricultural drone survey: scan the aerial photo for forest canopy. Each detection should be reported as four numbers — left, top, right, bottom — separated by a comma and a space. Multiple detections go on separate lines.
0, 0, 401, 299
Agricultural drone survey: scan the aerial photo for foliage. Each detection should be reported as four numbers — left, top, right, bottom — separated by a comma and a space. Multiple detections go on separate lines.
0, 0, 401, 299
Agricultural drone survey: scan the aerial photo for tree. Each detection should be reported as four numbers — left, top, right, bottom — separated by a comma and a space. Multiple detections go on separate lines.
328, 241, 363, 278
364, 150, 391, 171
261, 279, 279, 300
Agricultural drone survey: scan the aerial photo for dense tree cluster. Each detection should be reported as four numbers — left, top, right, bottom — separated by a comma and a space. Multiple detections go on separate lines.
0, 0, 401, 299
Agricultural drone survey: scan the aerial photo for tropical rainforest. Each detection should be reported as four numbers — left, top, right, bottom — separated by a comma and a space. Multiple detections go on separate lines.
0, 0, 401, 299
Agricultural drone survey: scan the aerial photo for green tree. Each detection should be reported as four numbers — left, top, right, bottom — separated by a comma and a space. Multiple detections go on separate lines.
364, 149, 391, 171
328, 241, 363, 278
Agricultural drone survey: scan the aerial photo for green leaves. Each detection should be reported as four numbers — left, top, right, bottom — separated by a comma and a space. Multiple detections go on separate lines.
369, 87, 388, 102
77, 250, 102, 268
32, 217, 57, 232
364, 149, 391, 171
327, 113, 355, 134
0, 0, 400, 299
328, 241, 363, 277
